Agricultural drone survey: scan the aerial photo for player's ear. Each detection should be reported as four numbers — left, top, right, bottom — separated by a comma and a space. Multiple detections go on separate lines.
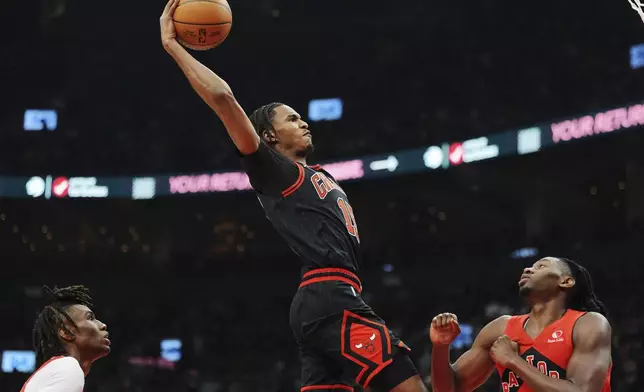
58, 326, 76, 342
559, 276, 575, 289
262, 129, 278, 144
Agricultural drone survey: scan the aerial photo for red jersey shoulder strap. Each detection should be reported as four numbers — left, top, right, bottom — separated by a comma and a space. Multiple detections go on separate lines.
504, 314, 529, 341
562, 309, 587, 343
563, 309, 587, 324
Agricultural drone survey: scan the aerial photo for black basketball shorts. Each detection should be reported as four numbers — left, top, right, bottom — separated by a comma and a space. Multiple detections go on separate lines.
290, 268, 418, 392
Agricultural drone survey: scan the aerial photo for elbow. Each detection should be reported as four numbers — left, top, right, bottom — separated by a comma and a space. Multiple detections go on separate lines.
207, 88, 236, 113
209, 86, 234, 104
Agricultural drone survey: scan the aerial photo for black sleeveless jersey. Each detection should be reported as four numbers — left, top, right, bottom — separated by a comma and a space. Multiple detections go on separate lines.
241, 142, 361, 274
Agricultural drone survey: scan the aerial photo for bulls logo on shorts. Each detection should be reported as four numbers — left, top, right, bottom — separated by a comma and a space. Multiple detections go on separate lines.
341, 310, 395, 388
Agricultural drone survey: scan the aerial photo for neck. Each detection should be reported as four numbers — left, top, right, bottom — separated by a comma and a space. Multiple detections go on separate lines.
527, 295, 567, 330
64, 345, 92, 376
277, 146, 307, 165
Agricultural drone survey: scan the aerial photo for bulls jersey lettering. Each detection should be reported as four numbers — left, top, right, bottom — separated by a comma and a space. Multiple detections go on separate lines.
311, 172, 344, 199
242, 142, 361, 273
495, 310, 611, 392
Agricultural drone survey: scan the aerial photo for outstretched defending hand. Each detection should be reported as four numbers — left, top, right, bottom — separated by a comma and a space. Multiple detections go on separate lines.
160, 0, 180, 48
430, 313, 462, 346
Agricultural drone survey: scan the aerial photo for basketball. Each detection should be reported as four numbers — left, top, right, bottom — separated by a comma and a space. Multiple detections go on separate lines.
173, 0, 232, 51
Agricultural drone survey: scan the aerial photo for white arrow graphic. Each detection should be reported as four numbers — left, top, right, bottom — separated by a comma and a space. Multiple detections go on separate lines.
369, 156, 399, 172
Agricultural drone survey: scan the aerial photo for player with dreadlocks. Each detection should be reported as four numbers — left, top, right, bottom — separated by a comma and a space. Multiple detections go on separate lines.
430, 257, 612, 392
21, 285, 110, 392
159, 1, 427, 391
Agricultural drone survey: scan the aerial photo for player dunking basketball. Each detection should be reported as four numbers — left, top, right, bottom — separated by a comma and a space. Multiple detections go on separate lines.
21, 285, 110, 392
430, 257, 612, 392
160, 1, 427, 390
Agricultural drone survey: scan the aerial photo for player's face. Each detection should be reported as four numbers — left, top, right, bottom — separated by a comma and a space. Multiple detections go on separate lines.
518, 257, 574, 297
271, 105, 314, 157
64, 305, 111, 360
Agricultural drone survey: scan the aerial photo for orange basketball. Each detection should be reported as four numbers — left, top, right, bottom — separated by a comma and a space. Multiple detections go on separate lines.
173, 0, 232, 51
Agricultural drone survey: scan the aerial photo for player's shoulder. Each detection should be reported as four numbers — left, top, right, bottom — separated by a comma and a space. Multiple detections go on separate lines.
573, 311, 611, 337
569, 312, 612, 355
578, 311, 609, 322
39, 356, 84, 384
46, 356, 83, 373
24, 357, 84, 392
491, 314, 521, 329
479, 315, 514, 331
475, 315, 513, 347
493, 315, 514, 324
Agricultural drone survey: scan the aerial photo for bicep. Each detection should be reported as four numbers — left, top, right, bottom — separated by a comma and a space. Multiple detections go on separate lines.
211, 93, 260, 155
452, 345, 496, 392
452, 316, 509, 392
567, 315, 612, 392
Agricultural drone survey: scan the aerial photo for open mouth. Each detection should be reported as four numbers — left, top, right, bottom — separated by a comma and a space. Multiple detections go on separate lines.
518, 275, 530, 285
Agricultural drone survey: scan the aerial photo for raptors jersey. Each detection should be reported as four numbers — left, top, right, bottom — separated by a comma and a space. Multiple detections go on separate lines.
495, 310, 611, 392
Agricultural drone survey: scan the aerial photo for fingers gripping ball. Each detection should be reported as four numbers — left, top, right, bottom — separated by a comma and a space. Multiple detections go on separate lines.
173, 0, 232, 50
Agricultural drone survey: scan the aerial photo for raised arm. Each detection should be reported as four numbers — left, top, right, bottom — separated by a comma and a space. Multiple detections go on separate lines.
159, 0, 260, 155
430, 314, 509, 392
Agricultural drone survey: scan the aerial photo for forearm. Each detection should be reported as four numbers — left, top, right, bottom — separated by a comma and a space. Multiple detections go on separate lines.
164, 40, 232, 107
163, 39, 259, 153
431, 345, 457, 392
509, 358, 580, 392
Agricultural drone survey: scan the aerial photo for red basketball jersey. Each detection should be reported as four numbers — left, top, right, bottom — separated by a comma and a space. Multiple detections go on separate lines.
495, 310, 611, 392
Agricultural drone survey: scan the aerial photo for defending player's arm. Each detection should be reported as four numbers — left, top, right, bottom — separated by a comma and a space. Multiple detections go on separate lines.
159, 0, 259, 155
493, 313, 611, 392
430, 314, 509, 392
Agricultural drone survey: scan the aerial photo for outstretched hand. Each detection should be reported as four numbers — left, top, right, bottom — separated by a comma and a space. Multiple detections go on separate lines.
160, 0, 180, 47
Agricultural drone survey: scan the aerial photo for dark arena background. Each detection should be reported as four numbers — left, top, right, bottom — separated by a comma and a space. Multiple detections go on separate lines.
1, 0, 643, 391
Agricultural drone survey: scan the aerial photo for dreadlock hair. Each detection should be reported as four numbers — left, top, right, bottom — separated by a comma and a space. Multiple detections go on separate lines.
248, 102, 284, 144
557, 258, 609, 317
32, 285, 93, 367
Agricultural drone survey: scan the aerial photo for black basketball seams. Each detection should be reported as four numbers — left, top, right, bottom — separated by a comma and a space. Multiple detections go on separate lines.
173, 21, 232, 26
177, 35, 228, 46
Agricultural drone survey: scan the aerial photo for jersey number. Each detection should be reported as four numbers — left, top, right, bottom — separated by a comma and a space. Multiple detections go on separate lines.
337, 197, 359, 242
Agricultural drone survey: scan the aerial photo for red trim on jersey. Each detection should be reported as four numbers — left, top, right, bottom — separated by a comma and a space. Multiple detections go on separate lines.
300, 268, 362, 293
301, 385, 354, 392
282, 163, 305, 197
302, 268, 360, 283
299, 276, 362, 294
309, 164, 322, 170
21, 356, 66, 392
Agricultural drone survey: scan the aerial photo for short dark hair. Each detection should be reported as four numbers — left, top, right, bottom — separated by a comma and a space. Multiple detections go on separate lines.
248, 102, 284, 139
558, 258, 608, 317
32, 285, 93, 366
